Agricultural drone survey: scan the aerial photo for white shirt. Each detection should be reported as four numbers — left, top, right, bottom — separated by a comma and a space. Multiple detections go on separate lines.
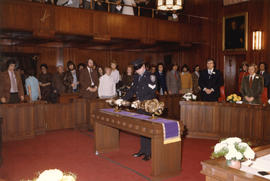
8, 70, 18, 93
98, 74, 116, 98
122, 0, 136, 15
208, 68, 214, 74
111, 69, 120, 84
249, 74, 256, 80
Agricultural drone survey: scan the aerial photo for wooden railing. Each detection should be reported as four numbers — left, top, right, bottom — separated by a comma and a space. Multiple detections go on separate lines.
0, 0, 203, 44
31, 0, 176, 19
0, 94, 181, 141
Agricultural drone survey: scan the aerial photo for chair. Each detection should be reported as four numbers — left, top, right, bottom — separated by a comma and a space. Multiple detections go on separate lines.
261, 87, 268, 104
218, 86, 225, 102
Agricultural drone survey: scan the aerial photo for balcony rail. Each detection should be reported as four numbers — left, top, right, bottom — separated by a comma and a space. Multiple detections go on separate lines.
30, 0, 208, 21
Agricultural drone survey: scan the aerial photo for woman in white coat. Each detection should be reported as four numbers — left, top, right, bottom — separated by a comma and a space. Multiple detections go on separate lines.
122, 0, 136, 15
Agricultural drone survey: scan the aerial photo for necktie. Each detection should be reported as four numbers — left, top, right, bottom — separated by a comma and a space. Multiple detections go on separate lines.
88, 68, 94, 86
249, 76, 253, 88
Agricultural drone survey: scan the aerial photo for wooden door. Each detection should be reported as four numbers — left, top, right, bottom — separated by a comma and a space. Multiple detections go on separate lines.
224, 55, 246, 96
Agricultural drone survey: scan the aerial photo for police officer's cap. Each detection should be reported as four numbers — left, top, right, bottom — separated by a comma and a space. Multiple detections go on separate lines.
132, 58, 144, 71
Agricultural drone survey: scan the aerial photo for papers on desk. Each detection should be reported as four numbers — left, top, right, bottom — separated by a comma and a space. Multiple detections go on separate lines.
241, 154, 270, 180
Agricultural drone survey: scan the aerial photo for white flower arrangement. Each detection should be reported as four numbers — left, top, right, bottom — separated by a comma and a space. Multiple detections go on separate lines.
211, 137, 255, 161
30, 169, 76, 181
182, 93, 197, 101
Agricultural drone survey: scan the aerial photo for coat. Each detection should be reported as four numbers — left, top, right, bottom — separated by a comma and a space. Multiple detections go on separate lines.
79, 68, 99, 99
240, 74, 264, 104
63, 70, 79, 93
123, 71, 156, 101
0, 71, 24, 101
155, 71, 168, 94
52, 72, 66, 94
198, 69, 223, 102
192, 72, 200, 94
166, 70, 181, 94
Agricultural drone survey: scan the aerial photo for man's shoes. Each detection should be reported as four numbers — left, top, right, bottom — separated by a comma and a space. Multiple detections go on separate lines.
142, 155, 151, 161
133, 152, 144, 157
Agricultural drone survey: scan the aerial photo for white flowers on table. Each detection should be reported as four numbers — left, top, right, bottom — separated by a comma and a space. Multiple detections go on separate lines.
212, 137, 255, 161
182, 93, 197, 101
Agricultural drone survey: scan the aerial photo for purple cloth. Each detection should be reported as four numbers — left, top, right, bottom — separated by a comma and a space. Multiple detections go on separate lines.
100, 108, 179, 140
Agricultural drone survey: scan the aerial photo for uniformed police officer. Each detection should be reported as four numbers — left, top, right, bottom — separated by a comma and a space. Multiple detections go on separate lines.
123, 58, 157, 161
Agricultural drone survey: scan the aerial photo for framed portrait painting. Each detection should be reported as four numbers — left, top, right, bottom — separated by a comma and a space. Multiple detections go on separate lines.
223, 12, 248, 51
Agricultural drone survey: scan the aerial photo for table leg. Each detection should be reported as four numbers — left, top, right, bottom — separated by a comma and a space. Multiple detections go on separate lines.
94, 121, 119, 153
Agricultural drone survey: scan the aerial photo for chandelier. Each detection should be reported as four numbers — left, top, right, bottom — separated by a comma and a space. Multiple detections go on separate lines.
157, 0, 183, 11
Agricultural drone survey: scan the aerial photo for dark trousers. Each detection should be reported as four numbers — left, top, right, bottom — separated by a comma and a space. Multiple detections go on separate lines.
9, 93, 20, 104
137, 109, 151, 156
139, 136, 151, 156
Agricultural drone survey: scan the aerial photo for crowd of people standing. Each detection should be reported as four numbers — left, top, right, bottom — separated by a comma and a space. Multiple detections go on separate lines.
0, 58, 269, 105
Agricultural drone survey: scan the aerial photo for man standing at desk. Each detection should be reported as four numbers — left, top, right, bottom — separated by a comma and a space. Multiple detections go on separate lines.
123, 59, 157, 161
199, 59, 223, 102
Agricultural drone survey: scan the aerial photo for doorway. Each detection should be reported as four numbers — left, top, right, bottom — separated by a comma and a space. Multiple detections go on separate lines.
224, 55, 246, 96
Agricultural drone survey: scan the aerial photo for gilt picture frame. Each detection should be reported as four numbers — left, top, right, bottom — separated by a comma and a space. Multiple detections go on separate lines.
223, 12, 248, 51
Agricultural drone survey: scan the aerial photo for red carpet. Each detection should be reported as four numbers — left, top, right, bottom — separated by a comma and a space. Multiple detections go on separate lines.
0, 130, 217, 181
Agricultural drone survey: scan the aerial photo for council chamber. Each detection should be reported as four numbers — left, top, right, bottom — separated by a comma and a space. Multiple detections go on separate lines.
0, 0, 270, 181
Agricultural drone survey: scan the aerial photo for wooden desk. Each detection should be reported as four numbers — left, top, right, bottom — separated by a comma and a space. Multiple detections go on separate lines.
201, 145, 270, 181
93, 110, 182, 178
59, 93, 79, 104
180, 101, 270, 144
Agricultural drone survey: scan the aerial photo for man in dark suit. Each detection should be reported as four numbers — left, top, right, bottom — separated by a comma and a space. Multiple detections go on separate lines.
241, 63, 264, 104
79, 59, 99, 99
0, 59, 24, 104
123, 58, 157, 161
258, 62, 270, 99
198, 59, 223, 102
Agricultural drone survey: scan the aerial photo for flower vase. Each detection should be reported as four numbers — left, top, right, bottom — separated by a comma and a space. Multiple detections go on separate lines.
226, 160, 241, 169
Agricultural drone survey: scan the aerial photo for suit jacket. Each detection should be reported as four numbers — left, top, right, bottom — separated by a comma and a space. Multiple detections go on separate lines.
258, 71, 270, 87
198, 69, 223, 101
0, 71, 24, 101
166, 70, 181, 94
79, 68, 99, 99
240, 74, 263, 104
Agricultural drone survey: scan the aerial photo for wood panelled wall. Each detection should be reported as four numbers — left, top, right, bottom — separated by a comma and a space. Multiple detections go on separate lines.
0, 46, 181, 73
1, 0, 270, 79
183, 0, 270, 70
